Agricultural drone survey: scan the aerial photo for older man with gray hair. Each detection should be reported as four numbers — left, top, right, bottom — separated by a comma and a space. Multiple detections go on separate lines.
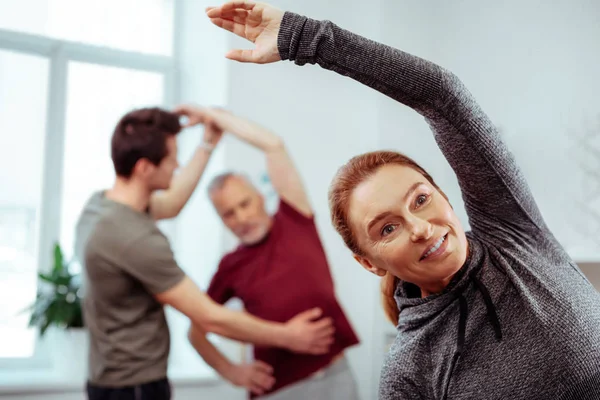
177, 105, 361, 400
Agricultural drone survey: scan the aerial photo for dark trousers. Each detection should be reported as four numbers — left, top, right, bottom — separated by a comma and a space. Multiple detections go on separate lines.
87, 378, 171, 400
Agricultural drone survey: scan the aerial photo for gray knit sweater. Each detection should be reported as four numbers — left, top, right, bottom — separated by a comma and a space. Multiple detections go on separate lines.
278, 12, 600, 400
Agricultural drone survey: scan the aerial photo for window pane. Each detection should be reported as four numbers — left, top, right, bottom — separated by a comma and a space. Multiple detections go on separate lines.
0, 0, 174, 56
0, 50, 49, 358
60, 62, 164, 262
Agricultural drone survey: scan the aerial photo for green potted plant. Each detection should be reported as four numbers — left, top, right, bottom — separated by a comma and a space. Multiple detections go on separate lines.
26, 242, 88, 380
27, 242, 84, 335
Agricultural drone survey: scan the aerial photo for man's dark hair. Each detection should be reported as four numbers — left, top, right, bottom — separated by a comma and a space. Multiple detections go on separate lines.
111, 107, 181, 178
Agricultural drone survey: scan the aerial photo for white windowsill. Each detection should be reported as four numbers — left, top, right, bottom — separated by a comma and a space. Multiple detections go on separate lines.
0, 368, 220, 395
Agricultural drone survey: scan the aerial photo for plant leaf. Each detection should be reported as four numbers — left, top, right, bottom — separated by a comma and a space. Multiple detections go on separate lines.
40, 318, 52, 337
29, 297, 52, 325
63, 305, 75, 325
73, 304, 84, 328
38, 272, 56, 284
53, 242, 64, 275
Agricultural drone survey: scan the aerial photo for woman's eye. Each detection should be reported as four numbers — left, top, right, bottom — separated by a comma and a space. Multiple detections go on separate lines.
415, 194, 428, 207
381, 224, 396, 237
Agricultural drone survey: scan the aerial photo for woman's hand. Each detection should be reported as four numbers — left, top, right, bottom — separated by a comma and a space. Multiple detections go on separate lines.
206, 1, 284, 64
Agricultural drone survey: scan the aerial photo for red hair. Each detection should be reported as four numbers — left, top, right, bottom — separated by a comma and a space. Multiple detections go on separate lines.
328, 151, 447, 325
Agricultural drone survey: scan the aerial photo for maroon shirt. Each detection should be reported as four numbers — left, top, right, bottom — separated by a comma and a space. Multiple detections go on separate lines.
207, 200, 360, 397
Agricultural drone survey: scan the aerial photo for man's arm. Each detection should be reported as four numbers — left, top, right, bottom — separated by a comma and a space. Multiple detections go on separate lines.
174, 105, 313, 217
122, 230, 332, 353
150, 118, 223, 220
155, 276, 334, 353
188, 324, 275, 395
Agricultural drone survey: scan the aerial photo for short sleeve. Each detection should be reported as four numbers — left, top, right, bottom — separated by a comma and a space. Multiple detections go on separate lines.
206, 258, 235, 305
121, 231, 186, 294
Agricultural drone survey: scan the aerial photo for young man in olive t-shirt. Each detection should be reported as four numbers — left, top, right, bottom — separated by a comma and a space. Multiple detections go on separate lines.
177, 106, 361, 399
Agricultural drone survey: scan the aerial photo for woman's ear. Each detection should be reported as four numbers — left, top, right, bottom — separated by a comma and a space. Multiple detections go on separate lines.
353, 254, 387, 277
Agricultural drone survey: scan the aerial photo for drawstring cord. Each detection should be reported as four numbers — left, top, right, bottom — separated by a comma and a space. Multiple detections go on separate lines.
442, 272, 503, 400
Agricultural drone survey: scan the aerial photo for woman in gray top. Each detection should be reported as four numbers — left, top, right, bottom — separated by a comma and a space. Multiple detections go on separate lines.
206, 2, 600, 399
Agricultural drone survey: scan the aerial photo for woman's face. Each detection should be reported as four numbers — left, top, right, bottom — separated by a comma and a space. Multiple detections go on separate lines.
348, 164, 468, 296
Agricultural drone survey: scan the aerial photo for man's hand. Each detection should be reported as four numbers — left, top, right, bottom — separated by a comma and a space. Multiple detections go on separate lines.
223, 361, 275, 396
206, 1, 284, 64
283, 308, 335, 354
201, 117, 223, 151
174, 104, 224, 150
173, 104, 208, 128
173, 105, 232, 134
173, 106, 281, 150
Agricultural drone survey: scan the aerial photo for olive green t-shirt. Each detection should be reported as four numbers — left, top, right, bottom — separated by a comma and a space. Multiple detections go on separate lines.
75, 191, 185, 387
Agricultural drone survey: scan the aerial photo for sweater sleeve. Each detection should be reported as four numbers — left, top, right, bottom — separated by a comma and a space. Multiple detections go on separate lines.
277, 12, 548, 239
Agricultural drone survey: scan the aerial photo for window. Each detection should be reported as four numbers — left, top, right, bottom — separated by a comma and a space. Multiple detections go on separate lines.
0, 0, 174, 55
0, 0, 232, 388
0, 49, 49, 358
0, 3, 175, 367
